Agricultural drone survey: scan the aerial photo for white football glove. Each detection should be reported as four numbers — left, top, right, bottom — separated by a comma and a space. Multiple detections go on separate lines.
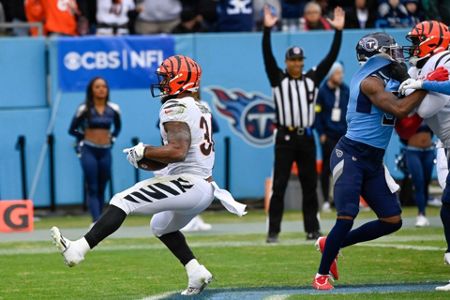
399, 78, 423, 95
122, 142, 146, 168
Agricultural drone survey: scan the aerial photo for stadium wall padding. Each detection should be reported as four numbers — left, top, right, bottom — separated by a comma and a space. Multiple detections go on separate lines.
1, 29, 430, 207
0, 37, 47, 108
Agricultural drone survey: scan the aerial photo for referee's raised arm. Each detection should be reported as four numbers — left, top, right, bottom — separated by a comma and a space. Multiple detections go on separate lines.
262, 5, 284, 87
261, 5, 348, 245
307, 7, 345, 86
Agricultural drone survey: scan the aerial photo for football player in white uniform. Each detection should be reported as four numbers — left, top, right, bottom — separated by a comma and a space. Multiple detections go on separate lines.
50, 55, 246, 296
398, 20, 450, 291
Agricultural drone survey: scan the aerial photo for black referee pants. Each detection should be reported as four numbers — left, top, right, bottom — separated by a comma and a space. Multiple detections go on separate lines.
268, 130, 320, 235
320, 135, 341, 204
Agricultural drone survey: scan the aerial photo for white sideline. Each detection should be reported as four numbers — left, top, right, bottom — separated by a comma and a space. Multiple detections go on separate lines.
141, 291, 292, 300
0, 236, 445, 256
358, 243, 443, 251
264, 295, 290, 300
144, 283, 444, 299
141, 292, 176, 300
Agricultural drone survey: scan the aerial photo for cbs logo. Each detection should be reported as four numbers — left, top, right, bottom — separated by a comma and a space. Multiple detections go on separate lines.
64, 51, 120, 71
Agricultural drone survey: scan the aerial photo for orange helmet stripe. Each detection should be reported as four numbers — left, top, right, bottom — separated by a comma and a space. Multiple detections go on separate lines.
406, 20, 450, 59
184, 56, 192, 86
437, 22, 443, 50
174, 55, 182, 73
155, 55, 202, 96
193, 59, 200, 87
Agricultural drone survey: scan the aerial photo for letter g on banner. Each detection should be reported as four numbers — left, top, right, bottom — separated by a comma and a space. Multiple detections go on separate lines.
0, 200, 34, 232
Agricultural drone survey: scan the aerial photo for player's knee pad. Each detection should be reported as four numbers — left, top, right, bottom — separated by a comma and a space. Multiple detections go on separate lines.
150, 216, 169, 237
150, 224, 163, 237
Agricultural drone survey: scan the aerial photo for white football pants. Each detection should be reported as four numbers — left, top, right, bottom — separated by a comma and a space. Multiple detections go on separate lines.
110, 174, 214, 236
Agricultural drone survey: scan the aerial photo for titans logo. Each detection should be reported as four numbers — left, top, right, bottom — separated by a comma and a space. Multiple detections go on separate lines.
207, 87, 276, 147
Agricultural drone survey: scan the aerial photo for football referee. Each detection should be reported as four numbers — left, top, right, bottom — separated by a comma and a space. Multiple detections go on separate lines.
262, 5, 345, 243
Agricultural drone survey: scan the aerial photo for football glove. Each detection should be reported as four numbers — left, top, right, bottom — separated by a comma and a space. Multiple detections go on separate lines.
395, 113, 423, 140
399, 78, 423, 95
123, 142, 146, 168
426, 66, 449, 81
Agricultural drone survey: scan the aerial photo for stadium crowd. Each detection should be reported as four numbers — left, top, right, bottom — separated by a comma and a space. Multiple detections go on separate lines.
0, 0, 449, 36
3, 0, 450, 295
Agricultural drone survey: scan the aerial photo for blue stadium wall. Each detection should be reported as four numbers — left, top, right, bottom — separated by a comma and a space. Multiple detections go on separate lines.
0, 29, 423, 207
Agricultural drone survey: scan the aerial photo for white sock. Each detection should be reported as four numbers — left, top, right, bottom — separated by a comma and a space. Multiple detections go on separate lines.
185, 259, 200, 274
73, 237, 90, 256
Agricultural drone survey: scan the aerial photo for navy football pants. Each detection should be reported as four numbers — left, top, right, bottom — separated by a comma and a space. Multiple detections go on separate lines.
331, 137, 402, 218
404, 147, 434, 215
80, 143, 112, 222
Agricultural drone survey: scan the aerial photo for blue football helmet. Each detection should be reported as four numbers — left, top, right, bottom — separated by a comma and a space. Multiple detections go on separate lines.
356, 32, 404, 64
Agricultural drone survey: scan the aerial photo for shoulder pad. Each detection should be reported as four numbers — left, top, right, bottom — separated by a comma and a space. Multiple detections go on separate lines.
161, 99, 187, 117
108, 102, 121, 114
76, 104, 87, 117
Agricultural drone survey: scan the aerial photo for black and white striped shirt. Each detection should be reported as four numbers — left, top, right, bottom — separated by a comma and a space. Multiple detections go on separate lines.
262, 27, 342, 129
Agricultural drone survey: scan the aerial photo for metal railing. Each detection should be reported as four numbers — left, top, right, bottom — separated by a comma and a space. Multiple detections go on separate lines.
15, 135, 27, 199
0, 22, 43, 36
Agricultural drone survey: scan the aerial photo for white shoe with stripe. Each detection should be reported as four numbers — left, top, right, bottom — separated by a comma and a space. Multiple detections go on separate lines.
436, 280, 450, 291
50, 226, 84, 267
181, 264, 213, 295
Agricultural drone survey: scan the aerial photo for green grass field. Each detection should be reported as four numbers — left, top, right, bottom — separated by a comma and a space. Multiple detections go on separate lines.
1, 207, 449, 299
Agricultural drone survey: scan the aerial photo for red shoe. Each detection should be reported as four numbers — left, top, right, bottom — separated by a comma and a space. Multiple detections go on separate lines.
312, 274, 334, 290
315, 236, 339, 280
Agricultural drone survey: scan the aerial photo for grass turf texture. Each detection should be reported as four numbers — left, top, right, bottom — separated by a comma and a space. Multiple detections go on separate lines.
1, 207, 449, 299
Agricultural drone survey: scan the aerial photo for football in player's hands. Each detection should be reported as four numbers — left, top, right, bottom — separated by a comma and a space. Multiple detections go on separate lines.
426, 66, 449, 81
137, 157, 168, 171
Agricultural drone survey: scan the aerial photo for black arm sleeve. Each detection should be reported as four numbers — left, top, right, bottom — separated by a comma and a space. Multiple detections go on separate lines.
389, 62, 410, 82
306, 29, 343, 86
314, 89, 325, 135
262, 26, 284, 87
68, 108, 86, 141
112, 110, 122, 138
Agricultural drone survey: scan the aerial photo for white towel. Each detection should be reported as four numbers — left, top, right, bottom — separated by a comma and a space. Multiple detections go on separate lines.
436, 140, 448, 190
211, 182, 247, 217
384, 165, 400, 193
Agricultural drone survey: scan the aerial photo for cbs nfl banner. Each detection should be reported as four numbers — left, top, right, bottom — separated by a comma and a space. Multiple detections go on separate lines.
57, 36, 175, 92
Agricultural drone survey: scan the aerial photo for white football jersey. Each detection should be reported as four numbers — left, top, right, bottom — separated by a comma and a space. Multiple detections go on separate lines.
159, 96, 215, 178
410, 51, 450, 147
96, 0, 135, 25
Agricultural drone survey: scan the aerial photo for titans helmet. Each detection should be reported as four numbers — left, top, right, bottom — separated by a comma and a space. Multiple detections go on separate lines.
356, 32, 404, 65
